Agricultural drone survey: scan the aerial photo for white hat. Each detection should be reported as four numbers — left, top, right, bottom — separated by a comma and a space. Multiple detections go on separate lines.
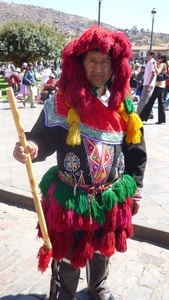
49, 73, 55, 78
16, 67, 21, 72
134, 63, 140, 68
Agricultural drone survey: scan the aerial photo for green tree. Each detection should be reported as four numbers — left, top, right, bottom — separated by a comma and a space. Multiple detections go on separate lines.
140, 28, 145, 34
130, 26, 139, 35
0, 20, 66, 66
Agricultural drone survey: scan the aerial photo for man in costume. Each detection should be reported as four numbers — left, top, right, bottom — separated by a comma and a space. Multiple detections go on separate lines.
13, 26, 147, 300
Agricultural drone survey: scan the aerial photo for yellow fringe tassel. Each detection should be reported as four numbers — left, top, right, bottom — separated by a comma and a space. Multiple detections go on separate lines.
117, 102, 143, 144
66, 99, 142, 146
66, 107, 81, 146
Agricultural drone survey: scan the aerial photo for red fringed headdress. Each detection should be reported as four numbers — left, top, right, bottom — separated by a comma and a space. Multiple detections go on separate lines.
59, 25, 132, 116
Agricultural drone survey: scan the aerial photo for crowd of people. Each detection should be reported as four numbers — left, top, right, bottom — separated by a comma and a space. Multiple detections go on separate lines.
2, 52, 169, 116
2, 61, 61, 108
130, 52, 169, 124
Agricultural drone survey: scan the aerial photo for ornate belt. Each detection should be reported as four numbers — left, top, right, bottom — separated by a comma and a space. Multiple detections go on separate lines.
58, 170, 113, 196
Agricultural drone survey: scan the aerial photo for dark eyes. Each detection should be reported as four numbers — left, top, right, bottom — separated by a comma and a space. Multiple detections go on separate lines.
88, 59, 110, 64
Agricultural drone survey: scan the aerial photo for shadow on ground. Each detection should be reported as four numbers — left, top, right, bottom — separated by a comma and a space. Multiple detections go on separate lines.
0, 294, 46, 300
0, 290, 93, 300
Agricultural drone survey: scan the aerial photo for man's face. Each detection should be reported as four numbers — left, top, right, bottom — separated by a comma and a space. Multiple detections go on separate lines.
146, 52, 152, 61
82, 50, 112, 88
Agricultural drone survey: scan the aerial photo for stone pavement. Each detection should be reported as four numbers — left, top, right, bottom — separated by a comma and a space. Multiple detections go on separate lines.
0, 201, 169, 300
0, 98, 169, 299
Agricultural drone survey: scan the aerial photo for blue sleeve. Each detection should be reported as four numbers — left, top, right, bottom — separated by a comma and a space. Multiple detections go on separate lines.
23, 71, 31, 85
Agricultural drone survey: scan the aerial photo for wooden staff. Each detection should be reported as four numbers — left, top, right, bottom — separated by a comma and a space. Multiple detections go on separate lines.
6, 87, 52, 272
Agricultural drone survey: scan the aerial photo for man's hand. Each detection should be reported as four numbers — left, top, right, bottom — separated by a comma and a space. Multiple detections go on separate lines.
146, 84, 151, 91
13, 141, 38, 163
131, 200, 140, 216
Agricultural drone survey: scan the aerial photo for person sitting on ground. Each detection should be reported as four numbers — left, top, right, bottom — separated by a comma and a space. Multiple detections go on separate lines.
40, 73, 58, 103
8, 68, 21, 94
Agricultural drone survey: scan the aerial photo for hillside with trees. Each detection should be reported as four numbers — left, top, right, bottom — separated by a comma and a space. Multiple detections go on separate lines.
0, 1, 169, 46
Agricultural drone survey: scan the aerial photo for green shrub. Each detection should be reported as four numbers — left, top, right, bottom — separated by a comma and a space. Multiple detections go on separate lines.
0, 78, 8, 98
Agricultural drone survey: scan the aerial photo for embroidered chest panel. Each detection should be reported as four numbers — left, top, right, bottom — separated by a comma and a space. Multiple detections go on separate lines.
83, 138, 114, 185
62, 137, 115, 186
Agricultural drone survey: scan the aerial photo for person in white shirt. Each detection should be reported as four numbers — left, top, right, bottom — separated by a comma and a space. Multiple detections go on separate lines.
139, 53, 168, 124
40, 63, 51, 92
137, 51, 156, 117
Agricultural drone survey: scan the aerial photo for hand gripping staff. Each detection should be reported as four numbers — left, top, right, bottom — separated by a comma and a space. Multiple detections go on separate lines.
6, 87, 52, 272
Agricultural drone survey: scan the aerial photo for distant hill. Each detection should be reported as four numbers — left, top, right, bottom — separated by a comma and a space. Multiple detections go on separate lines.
0, 1, 169, 46
0, 1, 116, 37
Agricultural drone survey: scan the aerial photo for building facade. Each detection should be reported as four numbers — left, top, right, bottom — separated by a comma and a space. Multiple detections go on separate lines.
132, 45, 169, 62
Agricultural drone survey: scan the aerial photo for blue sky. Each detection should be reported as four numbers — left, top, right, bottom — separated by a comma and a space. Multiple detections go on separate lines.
3, 0, 169, 33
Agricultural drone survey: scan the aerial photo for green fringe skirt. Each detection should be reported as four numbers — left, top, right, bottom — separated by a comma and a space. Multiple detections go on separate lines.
37, 166, 137, 268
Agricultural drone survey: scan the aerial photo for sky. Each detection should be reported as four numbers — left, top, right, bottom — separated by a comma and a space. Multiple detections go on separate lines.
3, 0, 169, 34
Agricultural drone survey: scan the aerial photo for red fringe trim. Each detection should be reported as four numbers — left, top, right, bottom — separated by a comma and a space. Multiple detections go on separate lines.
37, 246, 53, 273
97, 230, 115, 257
73, 213, 99, 231
52, 230, 73, 261
115, 230, 127, 252
43, 195, 100, 233
36, 188, 134, 266
125, 224, 134, 238
116, 197, 132, 230
102, 205, 118, 231
71, 232, 95, 268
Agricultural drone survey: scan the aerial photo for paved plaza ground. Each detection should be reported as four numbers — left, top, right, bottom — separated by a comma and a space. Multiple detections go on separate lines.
0, 98, 169, 299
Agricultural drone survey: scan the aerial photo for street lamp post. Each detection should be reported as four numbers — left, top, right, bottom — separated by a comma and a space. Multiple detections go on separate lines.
98, 0, 102, 25
54, 19, 59, 31
150, 8, 157, 50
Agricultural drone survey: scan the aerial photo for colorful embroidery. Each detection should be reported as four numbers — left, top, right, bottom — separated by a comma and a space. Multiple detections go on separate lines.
44, 96, 125, 144
63, 152, 85, 185
83, 138, 114, 185
64, 152, 80, 172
